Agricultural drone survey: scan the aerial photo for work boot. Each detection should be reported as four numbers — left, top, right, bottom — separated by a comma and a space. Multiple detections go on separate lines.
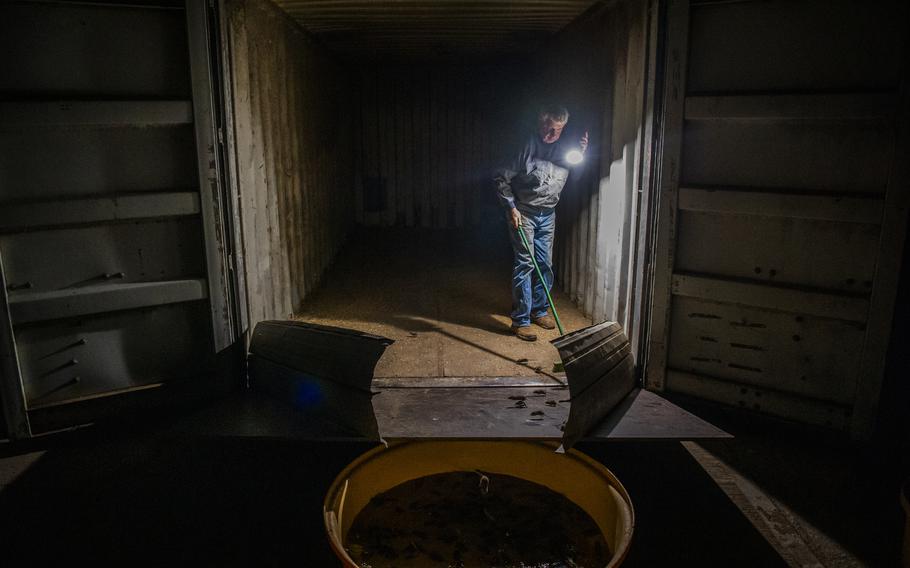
511, 325, 537, 342
533, 314, 556, 330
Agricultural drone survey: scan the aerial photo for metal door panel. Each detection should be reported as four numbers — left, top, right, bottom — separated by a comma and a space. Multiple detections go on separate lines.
16, 302, 211, 408
186, 0, 237, 351
0, 253, 28, 438
667, 369, 851, 430
647, 0, 908, 436
0, 2, 190, 97
688, 0, 903, 93
675, 211, 880, 292
0, 191, 201, 231
0, 127, 198, 200
667, 297, 863, 404
0, 0, 242, 437
1, 218, 205, 294
682, 121, 894, 192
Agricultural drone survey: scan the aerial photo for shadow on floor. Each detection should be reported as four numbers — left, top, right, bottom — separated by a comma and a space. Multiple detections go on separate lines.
298, 225, 516, 331
296, 226, 592, 378
667, 393, 908, 566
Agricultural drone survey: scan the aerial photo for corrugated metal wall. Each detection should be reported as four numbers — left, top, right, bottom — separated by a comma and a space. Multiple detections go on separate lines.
538, 0, 649, 330
226, 0, 353, 324
353, 66, 524, 228
272, 0, 598, 62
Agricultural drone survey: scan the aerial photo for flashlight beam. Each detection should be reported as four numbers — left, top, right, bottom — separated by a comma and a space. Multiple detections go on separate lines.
566, 150, 584, 165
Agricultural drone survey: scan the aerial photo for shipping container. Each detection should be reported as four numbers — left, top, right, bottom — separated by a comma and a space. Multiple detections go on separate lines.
1, 0, 907, 444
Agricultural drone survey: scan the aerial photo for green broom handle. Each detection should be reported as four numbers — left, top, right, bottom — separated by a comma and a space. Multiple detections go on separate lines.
517, 220, 566, 336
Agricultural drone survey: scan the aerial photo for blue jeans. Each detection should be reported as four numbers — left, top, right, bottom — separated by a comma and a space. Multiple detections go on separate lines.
508, 207, 555, 327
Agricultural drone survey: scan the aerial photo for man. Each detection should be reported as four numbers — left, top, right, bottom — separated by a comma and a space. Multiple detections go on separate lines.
494, 105, 588, 341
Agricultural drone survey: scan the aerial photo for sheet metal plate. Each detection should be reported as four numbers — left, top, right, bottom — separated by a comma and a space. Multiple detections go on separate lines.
370, 377, 727, 440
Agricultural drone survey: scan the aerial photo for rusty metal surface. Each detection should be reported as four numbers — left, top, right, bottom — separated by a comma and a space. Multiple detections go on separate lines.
271, 0, 599, 61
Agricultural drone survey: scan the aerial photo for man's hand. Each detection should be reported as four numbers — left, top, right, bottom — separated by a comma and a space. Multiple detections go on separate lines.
509, 208, 522, 230
580, 131, 589, 154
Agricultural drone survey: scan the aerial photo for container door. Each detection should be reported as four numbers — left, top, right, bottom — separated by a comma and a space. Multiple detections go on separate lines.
0, 0, 243, 439
646, 0, 909, 437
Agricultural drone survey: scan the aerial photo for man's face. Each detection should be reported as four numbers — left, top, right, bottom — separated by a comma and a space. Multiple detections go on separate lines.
538, 116, 567, 144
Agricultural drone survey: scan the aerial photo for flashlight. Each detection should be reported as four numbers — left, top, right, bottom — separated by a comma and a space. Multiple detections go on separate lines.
565, 149, 584, 165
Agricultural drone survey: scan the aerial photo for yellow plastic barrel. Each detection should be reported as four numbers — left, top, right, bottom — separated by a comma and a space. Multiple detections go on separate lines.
902, 478, 909, 568
324, 440, 635, 567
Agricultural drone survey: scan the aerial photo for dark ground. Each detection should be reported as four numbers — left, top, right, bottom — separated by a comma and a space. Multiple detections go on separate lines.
0, 406, 787, 567
673, 394, 910, 568
3, 389, 906, 566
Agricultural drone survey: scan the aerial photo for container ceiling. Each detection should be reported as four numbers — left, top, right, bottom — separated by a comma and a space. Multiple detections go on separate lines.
272, 0, 600, 61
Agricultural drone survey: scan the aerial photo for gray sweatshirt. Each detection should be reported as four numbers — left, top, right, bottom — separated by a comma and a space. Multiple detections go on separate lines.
494, 133, 574, 211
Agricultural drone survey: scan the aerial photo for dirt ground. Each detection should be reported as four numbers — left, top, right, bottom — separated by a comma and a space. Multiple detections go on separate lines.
294, 227, 592, 379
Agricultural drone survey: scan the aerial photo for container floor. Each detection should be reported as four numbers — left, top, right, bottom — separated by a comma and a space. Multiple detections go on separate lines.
295, 227, 592, 379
